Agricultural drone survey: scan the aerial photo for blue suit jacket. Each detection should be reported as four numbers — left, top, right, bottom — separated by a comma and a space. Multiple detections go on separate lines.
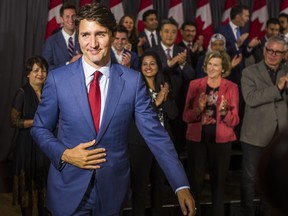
110, 48, 139, 70
42, 30, 81, 71
217, 24, 251, 83
31, 58, 189, 216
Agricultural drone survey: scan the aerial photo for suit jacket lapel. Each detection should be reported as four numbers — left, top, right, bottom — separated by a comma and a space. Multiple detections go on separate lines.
258, 61, 275, 86
69, 60, 96, 136
57, 32, 70, 59
97, 63, 125, 141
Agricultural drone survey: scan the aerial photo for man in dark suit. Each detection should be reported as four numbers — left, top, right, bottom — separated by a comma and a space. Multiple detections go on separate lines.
31, 3, 195, 216
252, 18, 280, 63
217, 4, 260, 139
151, 18, 195, 153
42, 2, 81, 70
240, 36, 288, 216
217, 4, 259, 84
178, 21, 204, 69
111, 25, 139, 70
139, 9, 160, 51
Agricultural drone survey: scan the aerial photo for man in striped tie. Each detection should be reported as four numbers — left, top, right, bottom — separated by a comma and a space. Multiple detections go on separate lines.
42, 2, 82, 70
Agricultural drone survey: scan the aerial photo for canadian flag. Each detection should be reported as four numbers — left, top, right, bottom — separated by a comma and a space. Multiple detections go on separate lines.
249, 0, 268, 40
168, 0, 184, 43
45, 0, 62, 39
195, 0, 213, 49
79, 0, 93, 7
221, 0, 237, 25
110, 0, 124, 23
279, 0, 288, 14
136, 0, 153, 32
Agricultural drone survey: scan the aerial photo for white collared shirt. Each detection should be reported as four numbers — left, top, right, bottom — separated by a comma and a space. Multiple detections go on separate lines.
144, 29, 158, 46
62, 29, 76, 48
83, 57, 110, 127
229, 21, 239, 40
161, 42, 174, 57
111, 46, 123, 64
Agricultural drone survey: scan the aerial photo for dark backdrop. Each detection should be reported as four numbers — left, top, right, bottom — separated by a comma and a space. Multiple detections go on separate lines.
0, 0, 282, 162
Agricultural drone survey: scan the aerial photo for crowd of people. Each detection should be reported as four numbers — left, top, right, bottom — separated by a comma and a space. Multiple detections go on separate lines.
10, 2, 288, 216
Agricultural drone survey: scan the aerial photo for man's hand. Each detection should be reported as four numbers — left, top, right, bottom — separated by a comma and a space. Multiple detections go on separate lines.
121, 52, 132, 67
248, 37, 260, 48
177, 189, 196, 216
236, 33, 249, 48
69, 51, 82, 63
168, 49, 187, 67
231, 54, 242, 68
277, 74, 288, 90
61, 140, 106, 169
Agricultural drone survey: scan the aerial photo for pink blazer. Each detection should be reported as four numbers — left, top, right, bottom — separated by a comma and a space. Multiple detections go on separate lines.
183, 76, 239, 143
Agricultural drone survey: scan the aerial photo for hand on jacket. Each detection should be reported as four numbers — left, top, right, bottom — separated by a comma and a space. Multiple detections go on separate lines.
61, 140, 106, 169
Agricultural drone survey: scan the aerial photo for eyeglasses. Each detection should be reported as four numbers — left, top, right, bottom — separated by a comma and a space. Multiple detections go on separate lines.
265, 47, 286, 56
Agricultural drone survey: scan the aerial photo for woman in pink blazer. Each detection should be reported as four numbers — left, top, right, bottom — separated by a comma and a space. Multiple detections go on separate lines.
183, 51, 239, 216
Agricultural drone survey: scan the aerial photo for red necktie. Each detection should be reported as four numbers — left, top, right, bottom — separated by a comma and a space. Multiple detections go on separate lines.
187, 43, 192, 50
88, 71, 102, 133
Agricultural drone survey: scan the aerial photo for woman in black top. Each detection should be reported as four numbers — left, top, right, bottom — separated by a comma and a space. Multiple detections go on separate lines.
128, 51, 178, 216
11, 55, 50, 216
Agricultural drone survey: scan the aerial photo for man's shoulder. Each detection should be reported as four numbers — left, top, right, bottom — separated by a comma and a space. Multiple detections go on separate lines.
242, 61, 264, 76
217, 24, 230, 33
50, 59, 81, 77
45, 31, 63, 43
111, 61, 139, 75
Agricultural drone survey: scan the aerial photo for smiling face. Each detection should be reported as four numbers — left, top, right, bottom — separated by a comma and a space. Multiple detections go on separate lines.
210, 40, 225, 52
264, 41, 286, 69
141, 55, 159, 79
113, 31, 128, 52
206, 57, 223, 80
61, 8, 76, 35
27, 63, 47, 87
78, 19, 113, 69
181, 25, 196, 42
121, 16, 134, 33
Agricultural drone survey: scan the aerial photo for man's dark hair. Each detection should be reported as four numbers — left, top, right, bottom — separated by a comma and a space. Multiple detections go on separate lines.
115, 24, 129, 36
60, 2, 77, 17
160, 17, 178, 30
142, 9, 158, 22
266, 18, 280, 27
181, 21, 196, 30
75, 3, 117, 35
230, 4, 249, 20
279, 13, 288, 21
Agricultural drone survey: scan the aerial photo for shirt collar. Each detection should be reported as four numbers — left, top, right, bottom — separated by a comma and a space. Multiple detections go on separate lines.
229, 21, 238, 31
161, 42, 174, 51
144, 28, 157, 35
183, 40, 192, 46
62, 28, 75, 41
82, 57, 111, 79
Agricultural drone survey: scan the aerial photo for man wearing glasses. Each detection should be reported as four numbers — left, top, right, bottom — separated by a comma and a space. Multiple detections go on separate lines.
239, 36, 288, 216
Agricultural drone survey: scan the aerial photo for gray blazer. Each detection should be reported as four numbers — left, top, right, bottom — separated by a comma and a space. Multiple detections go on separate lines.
240, 60, 288, 147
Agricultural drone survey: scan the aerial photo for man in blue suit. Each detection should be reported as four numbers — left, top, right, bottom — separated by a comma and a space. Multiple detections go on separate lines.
217, 4, 259, 84
42, 2, 82, 70
110, 25, 139, 70
31, 3, 195, 216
